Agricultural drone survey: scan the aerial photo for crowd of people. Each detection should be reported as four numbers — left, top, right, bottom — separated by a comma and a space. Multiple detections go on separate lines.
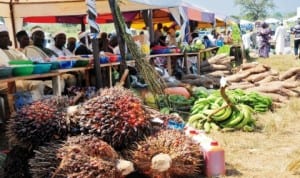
241, 19, 300, 59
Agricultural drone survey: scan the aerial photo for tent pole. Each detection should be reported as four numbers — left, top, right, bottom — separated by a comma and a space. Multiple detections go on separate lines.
9, 0, 17, 48
86, 0, 102, 89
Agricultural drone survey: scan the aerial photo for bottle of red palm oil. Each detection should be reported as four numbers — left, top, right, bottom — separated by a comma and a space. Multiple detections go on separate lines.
204, 141, 225, 177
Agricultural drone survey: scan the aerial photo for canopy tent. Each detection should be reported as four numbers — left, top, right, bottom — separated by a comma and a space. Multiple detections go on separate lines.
264, 18, 280, 24
130, 6, 215, 29
0, 0, 176, 46
23, 11, 139, 25
285, 16, 300, 23
0, 0, 216, 45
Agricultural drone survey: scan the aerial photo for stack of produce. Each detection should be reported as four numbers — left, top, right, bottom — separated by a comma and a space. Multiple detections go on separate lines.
200, 54, 235, 77
181, 54, 235, 88
181, 74, 220, 88
188, 88, 272, 132
68, 87, 153, 150
29, 135, 134, 178
7, 96, 70, 149
226, 63, 300, 108
129, 129, 203, 177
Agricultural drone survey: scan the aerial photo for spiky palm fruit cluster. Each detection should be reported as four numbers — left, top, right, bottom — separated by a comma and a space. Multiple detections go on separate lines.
70, 87, 152, 150
30, 135, 120, 178
130, 129, 203, 177
7, 97, 69, 149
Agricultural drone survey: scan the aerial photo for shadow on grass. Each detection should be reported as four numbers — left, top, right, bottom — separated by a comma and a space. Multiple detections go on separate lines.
225, 163, 243, 177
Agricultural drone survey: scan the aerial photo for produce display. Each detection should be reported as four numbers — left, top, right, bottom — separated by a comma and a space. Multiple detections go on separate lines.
130, 129, 203, 177
181, 54, 235, 88
227, 63, 300, 108
188, 88, 272, 132
69, 87, 153, 150
29, 135, 133, 178
7, 96, 70, 149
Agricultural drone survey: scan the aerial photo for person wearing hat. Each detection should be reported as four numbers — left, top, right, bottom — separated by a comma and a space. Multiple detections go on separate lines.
0, 25, 28, 67
291, 19, 300, 59
49, 32, 73, 57
23, 26, 58, 61
0, 24, 45, 107
74, 31, 92, 55
274, 22, 287, 55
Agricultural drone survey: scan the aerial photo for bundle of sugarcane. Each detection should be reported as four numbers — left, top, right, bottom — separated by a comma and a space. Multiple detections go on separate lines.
109, 0, 166, 95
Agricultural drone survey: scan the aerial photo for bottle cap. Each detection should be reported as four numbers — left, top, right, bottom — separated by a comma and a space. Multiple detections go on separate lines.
189, 130, 198, 135
211, 141, 219, 146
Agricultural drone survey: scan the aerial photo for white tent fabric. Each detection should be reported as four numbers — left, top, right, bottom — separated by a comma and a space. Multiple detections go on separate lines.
240, 19, 253, 25
285, 16, 300, 23
265, 18, 280, 24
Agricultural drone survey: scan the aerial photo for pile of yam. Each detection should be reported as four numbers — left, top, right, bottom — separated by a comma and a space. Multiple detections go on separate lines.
200, 54, 235, 77
226, 62, 300, 108
180, 54, 235, 88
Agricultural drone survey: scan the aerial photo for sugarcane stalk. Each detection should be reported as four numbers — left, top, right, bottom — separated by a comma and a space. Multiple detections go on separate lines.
109, 0, 166, 95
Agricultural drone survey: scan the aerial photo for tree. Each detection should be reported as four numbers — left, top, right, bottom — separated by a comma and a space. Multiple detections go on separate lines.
234, 0, 275, 21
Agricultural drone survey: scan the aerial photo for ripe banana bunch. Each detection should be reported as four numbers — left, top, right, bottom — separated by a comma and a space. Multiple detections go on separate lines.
219, 104, 255, 132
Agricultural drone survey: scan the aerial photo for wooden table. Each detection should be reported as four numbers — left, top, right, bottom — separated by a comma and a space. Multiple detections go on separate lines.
149, 49, 220, 75
51, 67, 92, 96
0, 66, 92, 112
100, 60, 135, 87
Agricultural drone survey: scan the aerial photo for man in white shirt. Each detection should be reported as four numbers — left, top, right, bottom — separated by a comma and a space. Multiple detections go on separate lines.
0, 25, 28, 67
0, 24, 45, 103
274, 22, 287, 55
49, 32, 73, 57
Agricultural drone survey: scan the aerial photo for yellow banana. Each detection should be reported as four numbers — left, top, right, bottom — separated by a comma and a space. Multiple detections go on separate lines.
210, 122, 221, 131
188, 113, 205, 123
243, 124, 255, 132
204, 121, 211, 133
220, 108, 244, 128
234, 104, 252, 129
212, 105, 232, 122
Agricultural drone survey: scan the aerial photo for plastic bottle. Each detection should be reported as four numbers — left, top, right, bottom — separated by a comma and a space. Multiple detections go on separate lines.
204, 141, 225, 177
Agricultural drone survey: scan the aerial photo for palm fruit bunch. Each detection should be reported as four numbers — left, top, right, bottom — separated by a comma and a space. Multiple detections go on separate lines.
30, 135, 134, 178
130, 129, 203, 177
7, 96, 70, 149
69, 87, 152, 150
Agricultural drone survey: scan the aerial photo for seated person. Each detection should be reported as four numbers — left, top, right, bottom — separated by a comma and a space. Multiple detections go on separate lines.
0, 27, 28, 66
49, 32, 73, 57
67, 37, 77, 54
203, 35, 216, 48
99, 32, 113, 53
75, 31, 92, 55
16, 30, 30, 52
49, 31, 77, 88
23, 26, 58, 61
0, 24, 45, 102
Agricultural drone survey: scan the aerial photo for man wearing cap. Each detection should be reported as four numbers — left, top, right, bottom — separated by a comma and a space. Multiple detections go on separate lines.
75, 31, 92, 55
23, 26, 58, 61
49, 31, 77, 87
274, 22, 287, 55
49, 32, 73, 57
0, 24, 45, 106
0, 25, 28, 67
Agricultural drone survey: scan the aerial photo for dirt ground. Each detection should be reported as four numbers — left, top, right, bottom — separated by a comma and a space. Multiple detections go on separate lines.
208, 54, 300, 178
